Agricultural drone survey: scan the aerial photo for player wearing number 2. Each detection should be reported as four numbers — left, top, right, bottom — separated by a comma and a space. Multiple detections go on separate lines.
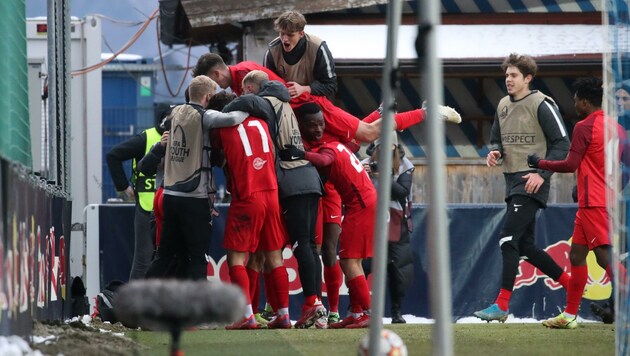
208, 92, 291, 330
280, 102, 376, 329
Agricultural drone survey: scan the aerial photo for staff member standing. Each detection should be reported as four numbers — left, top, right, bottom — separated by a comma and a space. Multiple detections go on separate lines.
106, 109, 167, 280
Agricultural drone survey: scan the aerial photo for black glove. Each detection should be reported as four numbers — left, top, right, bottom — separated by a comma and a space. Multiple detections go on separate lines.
279, 144, 305, 161
527, 154, 541, 168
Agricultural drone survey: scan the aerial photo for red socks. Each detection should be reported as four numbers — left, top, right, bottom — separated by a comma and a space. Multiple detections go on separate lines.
324, 263, 342, 312
393, 110, 425, 131
303, 295, 317, 312
347, 276, 371, 313
565, 264, 588, 315
361, 109, 426, 131
229, 265, 251, 304
270, 266, 289, 309
246, 267, 260, 311
494, 288, 512, 312
557, 271, 570, 290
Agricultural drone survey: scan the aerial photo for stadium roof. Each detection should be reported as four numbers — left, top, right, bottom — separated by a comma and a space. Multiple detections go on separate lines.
179, 0, 388, 28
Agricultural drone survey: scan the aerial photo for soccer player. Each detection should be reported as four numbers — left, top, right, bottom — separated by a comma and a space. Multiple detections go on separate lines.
528, 77, 628, 328
208, 92, 291, 330
223, 70, 327, 329
474, 53, 571, 322
280, 102, 377, 329
192, 53, 461, 144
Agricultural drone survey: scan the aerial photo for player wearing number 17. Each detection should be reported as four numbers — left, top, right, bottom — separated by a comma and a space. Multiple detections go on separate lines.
209, 92, 291, 330
280, 102, 377, 329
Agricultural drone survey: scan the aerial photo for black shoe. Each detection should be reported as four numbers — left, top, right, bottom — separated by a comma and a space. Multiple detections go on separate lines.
590, 302, 614, 324
391, 311, 406, 324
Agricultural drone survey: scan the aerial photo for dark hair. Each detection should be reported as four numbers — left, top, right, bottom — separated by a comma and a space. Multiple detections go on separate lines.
573, 77, 603, 107
501, 53, 538, 78
207, 91, 237, 111
154, 103, 173, 127
192, 53, 226, 78
293, 102, 321, 122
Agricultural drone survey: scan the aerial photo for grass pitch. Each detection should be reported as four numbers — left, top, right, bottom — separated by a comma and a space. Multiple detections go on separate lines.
125, 322, 615, 356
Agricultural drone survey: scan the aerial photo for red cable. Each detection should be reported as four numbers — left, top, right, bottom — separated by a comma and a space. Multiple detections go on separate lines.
71, 8, 159, 76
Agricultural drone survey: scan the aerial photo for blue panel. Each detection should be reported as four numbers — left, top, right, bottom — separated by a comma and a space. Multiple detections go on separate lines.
507, 0, 529, 12
400, 78, 422, 108
362, 78, 383, 104
576, 0, 596, 11
444, 135, 459, 157
337, 80, 363, 115
540, 0, 561, 12
473, 0, 495, 12
400, 130, 426, 157
442, 0, 461, 12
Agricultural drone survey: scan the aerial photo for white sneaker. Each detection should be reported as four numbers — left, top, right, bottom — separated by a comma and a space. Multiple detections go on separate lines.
421, 101, 462, 124
438, 105, 462, 124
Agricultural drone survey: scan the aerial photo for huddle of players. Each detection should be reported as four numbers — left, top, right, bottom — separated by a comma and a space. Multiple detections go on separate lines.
143, 8, 626, 332
149, 10, 461, 330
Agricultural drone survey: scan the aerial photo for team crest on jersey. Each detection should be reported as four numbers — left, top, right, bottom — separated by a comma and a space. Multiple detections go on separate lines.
277, 65, 287, 77
253, 157, 267, 170
499, 106, 508, 120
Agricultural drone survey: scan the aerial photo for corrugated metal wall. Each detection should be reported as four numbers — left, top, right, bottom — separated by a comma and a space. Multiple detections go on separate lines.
101, 68, 155, 202
0, 0, 30, 166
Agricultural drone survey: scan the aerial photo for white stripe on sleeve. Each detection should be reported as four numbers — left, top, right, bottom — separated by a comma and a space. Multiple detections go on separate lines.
543, 101, 567, 137
319, 46, 334, 79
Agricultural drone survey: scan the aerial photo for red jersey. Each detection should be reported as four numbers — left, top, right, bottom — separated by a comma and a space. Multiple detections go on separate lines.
217, 116, 277, 200
540, 110, 626, 207
229, 62, 358, 142
312, 142, 377, 209
229, 62, 285, 96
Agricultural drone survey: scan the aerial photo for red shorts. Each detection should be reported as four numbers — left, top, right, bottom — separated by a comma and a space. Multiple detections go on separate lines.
322, 181, 342, 225
573, 207, 610, 249
223, 190, 288, 253
338, 202, 376, 259
153, 186, 164, 247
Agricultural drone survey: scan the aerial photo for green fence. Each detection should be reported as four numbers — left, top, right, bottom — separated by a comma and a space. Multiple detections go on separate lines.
0, 0, 30, 166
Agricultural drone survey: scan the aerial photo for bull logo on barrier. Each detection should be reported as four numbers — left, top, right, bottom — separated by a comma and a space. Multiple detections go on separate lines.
514, 238, 612, 300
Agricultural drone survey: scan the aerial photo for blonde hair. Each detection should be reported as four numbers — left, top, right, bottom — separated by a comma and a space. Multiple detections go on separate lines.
242, 70, 269, 87
274, 11, 306, 33
188, 75, 217, 102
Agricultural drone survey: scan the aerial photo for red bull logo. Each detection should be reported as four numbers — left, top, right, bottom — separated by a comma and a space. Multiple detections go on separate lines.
514, 238, 612, 300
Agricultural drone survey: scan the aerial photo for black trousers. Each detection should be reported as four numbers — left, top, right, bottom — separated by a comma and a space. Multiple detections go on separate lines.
362, 228, 414, 311
281, 193, 322, 298
499, 195, 564, 290
145, 194, 211, 280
